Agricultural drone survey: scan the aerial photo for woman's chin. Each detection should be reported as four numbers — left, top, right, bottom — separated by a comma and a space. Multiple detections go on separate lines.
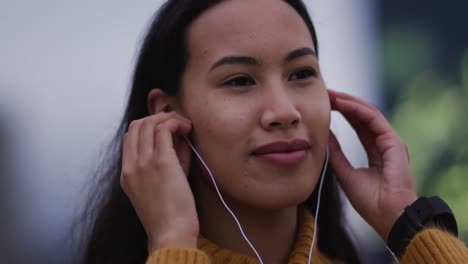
234, 184, 315, 210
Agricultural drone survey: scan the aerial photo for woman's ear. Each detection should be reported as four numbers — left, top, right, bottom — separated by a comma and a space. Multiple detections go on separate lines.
147, 88, 177, 114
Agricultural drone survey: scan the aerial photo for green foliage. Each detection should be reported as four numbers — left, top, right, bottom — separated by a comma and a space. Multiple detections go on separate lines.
383, 27, 468, 240
461, 50, 468, 96
382, 25, 437, 93
430, 164, 468, 238
390, 74, 462, 187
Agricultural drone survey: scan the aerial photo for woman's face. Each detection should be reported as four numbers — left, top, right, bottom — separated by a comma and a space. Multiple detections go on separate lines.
178, 0, 330, 209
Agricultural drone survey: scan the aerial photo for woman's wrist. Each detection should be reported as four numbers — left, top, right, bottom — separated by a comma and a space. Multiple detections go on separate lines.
386, 196, 458, 258
374, 194, 418, 241
150, 232, 199, 252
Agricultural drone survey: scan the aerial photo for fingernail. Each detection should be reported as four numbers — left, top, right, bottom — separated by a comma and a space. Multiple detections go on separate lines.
335, 98, 346, 103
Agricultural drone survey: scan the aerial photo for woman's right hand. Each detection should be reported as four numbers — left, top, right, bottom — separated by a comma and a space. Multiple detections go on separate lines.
120, 112, 199, 252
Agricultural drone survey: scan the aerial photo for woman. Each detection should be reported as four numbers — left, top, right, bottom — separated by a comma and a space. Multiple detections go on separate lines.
81, 0, 468, 263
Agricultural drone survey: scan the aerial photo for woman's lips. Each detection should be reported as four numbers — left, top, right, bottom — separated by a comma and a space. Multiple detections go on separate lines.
255, 150, 308, 166
252, 139, 310, 166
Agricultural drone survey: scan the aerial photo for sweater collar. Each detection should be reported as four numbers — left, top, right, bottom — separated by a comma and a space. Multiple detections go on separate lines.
197, 207, 331, 263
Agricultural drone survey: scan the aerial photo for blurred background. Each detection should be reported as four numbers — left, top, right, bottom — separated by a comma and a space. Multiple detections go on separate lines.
0, 0, 466, 263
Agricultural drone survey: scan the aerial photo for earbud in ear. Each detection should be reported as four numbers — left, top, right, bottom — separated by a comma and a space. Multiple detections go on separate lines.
163, 105, 173, 113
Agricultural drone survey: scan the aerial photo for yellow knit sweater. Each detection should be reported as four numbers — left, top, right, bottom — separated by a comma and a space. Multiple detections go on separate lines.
146, 209, 468, 264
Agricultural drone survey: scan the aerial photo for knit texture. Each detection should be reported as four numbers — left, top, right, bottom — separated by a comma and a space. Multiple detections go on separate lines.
147, 209, 468, 264
146, 248, 211, 264
402, 227, 468, 264
195, 208, 334, 264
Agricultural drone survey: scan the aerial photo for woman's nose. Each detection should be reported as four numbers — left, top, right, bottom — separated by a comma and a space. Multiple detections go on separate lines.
260, 90, 301, 131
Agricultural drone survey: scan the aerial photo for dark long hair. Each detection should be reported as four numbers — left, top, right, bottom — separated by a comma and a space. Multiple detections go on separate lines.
80, 1, 360, 263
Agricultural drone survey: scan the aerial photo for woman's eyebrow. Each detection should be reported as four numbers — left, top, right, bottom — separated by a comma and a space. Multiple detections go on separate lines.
209, 47, 316, 73
284, 47, 317, 62
209, 56, 259, 72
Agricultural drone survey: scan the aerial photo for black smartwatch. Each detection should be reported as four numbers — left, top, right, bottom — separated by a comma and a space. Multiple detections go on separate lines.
386, 196, 458, 258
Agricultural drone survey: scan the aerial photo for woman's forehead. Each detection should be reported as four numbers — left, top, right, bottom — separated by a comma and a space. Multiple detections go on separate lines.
186, 0, 315, 65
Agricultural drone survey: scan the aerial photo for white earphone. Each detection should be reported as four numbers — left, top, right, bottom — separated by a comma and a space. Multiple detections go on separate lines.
184, 136, 329, 264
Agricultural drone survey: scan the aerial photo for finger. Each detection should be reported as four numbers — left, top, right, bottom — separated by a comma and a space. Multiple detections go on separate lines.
375, 132, 407, 167
340, 113, 383, 168
328, 89, 380, 112
138, 113, 191, 156
154, 118, 192, 157
328, 131, 354, 189
332, 98, 392, 136
122, 133, 132, 174
122, 120, 142, 170
139, 118, 156, 157
332, 98, 397, 166
147, 111, 192, 128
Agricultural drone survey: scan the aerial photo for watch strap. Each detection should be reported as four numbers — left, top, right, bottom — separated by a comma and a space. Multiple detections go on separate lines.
387, 196, 458, 258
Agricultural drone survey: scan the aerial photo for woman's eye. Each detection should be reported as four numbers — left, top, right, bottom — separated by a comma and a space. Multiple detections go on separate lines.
223, 76, 256, 87
289, 68, 316, 81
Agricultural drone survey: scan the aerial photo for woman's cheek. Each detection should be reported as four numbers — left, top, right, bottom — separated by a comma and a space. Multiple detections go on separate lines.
301, 100, 331, 144
192, 97, 253, 147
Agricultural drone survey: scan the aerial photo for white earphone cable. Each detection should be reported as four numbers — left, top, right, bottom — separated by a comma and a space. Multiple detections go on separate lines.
184, 137, 265, 264
308, 145, 329, 264
184, 136, 329, 264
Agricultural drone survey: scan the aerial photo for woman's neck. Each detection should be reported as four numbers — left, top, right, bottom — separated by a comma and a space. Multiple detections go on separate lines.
192, 177, 299, 264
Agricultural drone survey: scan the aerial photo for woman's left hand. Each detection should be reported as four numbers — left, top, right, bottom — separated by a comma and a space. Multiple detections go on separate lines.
327, 89, 418, 241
